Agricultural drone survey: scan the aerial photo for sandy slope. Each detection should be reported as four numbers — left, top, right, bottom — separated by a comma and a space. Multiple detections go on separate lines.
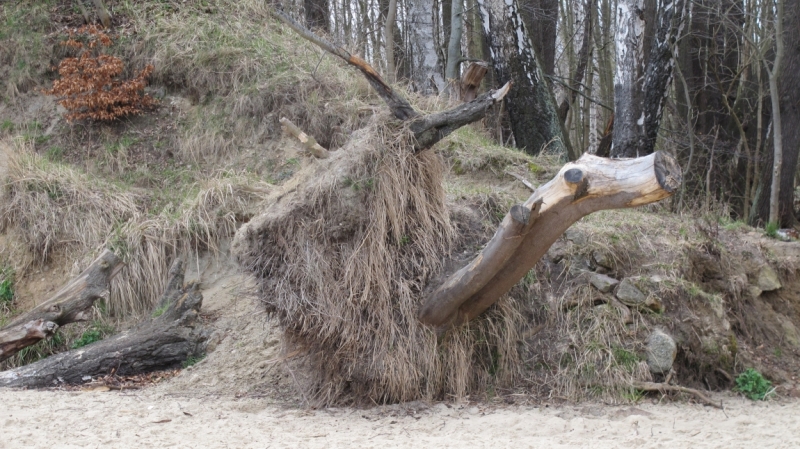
1, 389, 798, 448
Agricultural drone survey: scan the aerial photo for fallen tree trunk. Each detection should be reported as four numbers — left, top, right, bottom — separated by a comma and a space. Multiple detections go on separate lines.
420, 152, 682, 330
0, 320, 59, 361
0, 260, 208, 388
0, 249, 124, 362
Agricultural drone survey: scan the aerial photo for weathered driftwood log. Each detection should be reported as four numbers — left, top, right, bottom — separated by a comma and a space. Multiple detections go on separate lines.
420, 152, 682, 330
0, 249, 124, 362
271, 7, 510, 151
0, 320, 59, 361
0, 260, 208, 388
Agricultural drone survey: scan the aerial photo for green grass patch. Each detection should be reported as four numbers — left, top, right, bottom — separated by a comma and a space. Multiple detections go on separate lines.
612, 346, 641, 371
764, 221, 779, 239
0, 266, 14, 304
735, 368, 773, 400
182, 354, 205, 368
71, 321, 115, 349
152, 303, 170, 318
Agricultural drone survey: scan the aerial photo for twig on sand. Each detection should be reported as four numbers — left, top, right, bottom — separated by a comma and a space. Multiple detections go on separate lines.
632, 381, 723, 409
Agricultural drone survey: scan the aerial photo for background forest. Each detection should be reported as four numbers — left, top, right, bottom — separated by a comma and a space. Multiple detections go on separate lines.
291, 0, 800, 226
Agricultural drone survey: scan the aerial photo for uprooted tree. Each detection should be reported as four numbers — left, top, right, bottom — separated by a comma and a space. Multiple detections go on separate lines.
230, 8, 682, 405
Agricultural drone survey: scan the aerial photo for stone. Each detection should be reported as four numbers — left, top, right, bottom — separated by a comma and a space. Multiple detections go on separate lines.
564, 229, 587, 245
616, 278, 647, 306
646, 328, 677, 375
592, 250, 614, 269
778, 316, 800, 348
644, 296, 664, 314
747, 285, 762, 298
757, 266, 781, 292
590, 273, 619, 293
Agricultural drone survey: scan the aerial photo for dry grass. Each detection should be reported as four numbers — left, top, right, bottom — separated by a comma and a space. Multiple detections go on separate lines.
1, 138, 268, 317
0, 3, 56, 99
234, 117, 525, 405
116, 0, 375, 163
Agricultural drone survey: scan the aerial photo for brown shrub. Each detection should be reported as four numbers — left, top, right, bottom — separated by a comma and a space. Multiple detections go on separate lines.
44, 25, 156, 122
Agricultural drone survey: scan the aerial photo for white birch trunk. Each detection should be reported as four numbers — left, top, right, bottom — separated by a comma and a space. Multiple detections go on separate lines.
408, 0, 446, 94
612, 0, 646, 158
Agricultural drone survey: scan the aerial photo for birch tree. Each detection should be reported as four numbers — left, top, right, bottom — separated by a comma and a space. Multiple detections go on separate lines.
478, 0, 576, 159
408, 0, 447, 94
612, 0, 685, 158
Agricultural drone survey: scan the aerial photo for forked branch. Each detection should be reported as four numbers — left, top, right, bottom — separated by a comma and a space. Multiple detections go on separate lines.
420, 152, 682, 330
270, 5, 510, 151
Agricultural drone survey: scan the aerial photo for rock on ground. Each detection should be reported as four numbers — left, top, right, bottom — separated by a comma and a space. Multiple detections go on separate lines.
646, 328, 677, 375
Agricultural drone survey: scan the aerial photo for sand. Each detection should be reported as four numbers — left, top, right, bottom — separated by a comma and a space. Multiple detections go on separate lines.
1, 389, 798, 448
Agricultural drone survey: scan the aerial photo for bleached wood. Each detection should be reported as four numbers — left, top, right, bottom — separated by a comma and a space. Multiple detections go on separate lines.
279, 117, 329, 158
421, 151, 681, 329
0, 249, 123, 361
0, 320, 58, 362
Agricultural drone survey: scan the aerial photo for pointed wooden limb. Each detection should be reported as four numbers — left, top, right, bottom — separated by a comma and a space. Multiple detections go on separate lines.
270, 5, 511, 152
419, 199, 542, 327
0, 320, 58, 362
505, 170, 537, 191
410, 82, 511, 151
7, 249, 123, 328
271, 7, 418, 121
279, 117, 329, 158
0, 260, 209, 388
0, 249, 123, 361
420, 152, 682, 330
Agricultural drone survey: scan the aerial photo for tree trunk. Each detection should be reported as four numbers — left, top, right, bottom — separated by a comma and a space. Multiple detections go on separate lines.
0, 260, 208, 388
557, 0, 594, 123
478, 0, 576, 159
385, 0, 398, 83
612, 0, 684, 158
304, 0, 330, 31
642, 0, 686, 153
612, 0, 647, 158
408, 0, 446, 94
519, 0, 558, 77
420, 151, 682, 330
445, 0, 464, 81
753, 0, 800, 227
459, 61, 489, 101
768, 0, 785, 225
0, 249, 124, 362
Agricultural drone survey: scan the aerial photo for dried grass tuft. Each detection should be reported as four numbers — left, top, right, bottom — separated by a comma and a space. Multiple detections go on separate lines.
1, 138, 266, 317
234, 117, 524, 405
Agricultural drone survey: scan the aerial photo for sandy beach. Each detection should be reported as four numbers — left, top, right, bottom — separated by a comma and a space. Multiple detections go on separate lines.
1, 389, 798, 448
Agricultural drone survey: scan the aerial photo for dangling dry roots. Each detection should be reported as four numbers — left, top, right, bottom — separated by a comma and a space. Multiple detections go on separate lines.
233, 117, 524, 405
